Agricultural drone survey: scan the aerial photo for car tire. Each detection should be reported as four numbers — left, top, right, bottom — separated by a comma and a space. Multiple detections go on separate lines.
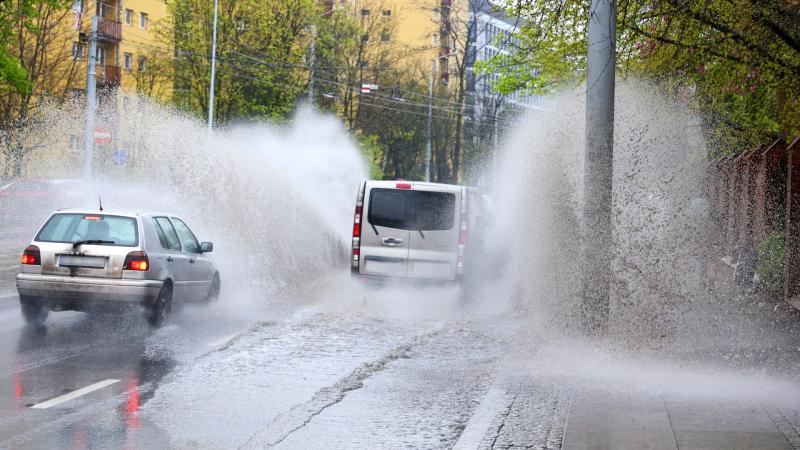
206, 273, 221, 303
20, 296, 49, 327
147, 284, 172, 328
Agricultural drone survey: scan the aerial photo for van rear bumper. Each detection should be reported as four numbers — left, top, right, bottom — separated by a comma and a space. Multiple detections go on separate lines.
351, 272, 460, 286
16, 273, 163, 304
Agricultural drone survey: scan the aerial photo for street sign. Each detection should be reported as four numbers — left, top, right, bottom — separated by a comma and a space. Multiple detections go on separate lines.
112, 150, 127, 166
361, 83, 379, 93
93, 127, 111, 144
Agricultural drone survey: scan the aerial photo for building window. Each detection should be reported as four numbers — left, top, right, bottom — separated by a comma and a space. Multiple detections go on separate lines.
138, 56, 147, 72
360, 9, 369, 16
433, 8, 440, 21
382, 10, 391, 17
140, 12, 148, 29
361, 34, 368, 43
125, 9, 133, 25
96, 2, 112, 18
124, 52, 132, 71
96, 46, 106, 65
380, 32, 390, 43
432, 33, 438, 45
72, 42, 84, 59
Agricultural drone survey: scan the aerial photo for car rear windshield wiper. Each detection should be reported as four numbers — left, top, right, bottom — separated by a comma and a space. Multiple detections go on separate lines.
418, 230, 425, 239
73, 239, 115, 248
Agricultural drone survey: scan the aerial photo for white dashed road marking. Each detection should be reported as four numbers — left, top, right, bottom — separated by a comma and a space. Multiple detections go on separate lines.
31, 379, 120, 409
453, 386, 509, 450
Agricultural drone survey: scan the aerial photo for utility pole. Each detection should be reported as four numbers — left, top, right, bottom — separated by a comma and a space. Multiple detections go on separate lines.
83, 16, 98, 181
426, 58, 435, 182
207, 0, 219, 134
583, 0, 616, 332
308, 25, 316, 102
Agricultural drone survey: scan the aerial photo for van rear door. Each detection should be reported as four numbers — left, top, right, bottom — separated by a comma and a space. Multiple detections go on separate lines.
360, 186, 410, 278
406, 186, 459, 281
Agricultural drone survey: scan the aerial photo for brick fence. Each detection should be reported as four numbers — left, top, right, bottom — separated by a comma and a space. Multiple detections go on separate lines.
707, 137, 800, 309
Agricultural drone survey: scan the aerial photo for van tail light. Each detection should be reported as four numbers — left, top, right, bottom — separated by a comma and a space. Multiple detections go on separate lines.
21, 245, 40, 265
352, 182, 365, 272
396, 183, 412, 190
123, 251, 149, 271
457, 187, 468, 274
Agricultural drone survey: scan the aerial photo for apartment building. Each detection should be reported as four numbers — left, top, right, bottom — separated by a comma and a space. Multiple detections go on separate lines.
67, 0, 171, 100
328, 0, 467, 85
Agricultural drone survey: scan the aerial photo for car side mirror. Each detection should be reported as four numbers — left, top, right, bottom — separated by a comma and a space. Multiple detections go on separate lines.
200, 242, 213, 253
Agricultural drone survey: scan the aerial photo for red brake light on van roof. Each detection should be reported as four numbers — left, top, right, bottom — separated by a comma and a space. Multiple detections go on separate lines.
21, 245, 40, 265
83, 215, 102, 220
396, 183, 412, 190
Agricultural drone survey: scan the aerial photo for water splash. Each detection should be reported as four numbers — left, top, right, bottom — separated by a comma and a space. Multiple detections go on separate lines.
1, 94, 367, 303
487, 79, 800, 384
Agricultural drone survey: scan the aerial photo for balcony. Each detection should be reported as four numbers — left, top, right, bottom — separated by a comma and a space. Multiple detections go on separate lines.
97, 17, 122, 42
97, 65, 121, 87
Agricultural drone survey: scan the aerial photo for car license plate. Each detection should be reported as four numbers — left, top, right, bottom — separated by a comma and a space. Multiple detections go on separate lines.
58, 255, 106, 269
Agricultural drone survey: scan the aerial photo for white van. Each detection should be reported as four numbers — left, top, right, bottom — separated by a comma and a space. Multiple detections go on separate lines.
350, 180, 485, 282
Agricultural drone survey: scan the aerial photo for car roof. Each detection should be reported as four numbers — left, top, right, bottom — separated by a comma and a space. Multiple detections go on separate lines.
52, 208, 179, 218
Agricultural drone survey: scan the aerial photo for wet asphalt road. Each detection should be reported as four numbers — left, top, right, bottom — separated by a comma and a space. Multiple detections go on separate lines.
0, 284, 507, 449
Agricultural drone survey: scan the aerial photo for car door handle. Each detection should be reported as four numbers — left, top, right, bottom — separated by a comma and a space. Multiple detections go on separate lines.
382, 237, 403, 247
166, 256, 174, 262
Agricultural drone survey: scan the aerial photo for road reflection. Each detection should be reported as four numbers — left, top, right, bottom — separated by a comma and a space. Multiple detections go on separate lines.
2, 313, 175, 448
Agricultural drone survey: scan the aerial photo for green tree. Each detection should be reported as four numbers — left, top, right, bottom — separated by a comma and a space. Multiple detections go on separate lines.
167, 0, 317, 123
483, 0, 800, 151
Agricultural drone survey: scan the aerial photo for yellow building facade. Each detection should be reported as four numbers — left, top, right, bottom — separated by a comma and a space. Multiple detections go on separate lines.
61, 0, 172, 101
336, 0, 468, 84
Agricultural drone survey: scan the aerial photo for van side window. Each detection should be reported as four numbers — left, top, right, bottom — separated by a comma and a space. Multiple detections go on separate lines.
154, 217, 181, 251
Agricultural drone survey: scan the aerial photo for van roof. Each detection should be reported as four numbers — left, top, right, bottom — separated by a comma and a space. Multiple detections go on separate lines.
364, 180, 464, 193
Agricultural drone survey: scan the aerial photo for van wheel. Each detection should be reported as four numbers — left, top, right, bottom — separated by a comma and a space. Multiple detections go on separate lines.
147, 284, 172, 328
206, 274, 220, 303
20, 296, 49, 327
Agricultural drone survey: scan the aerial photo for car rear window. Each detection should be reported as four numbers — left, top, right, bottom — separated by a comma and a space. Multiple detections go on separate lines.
36, 214, 138, 246
367, 188, 455, 231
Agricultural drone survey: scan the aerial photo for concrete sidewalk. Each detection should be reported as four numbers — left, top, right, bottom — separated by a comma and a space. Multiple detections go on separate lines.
561, 391, 798, 449
483, 381, 800, 449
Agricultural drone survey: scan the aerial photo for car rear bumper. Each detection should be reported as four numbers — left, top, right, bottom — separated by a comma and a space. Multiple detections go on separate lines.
16, 273, 162, 304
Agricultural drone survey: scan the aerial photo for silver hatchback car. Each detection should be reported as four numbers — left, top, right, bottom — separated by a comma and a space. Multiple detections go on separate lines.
16, 209, 220, 327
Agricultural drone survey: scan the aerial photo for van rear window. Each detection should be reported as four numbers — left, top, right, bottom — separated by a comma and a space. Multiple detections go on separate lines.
368, 189, 455, 231
36, 213, 138, 246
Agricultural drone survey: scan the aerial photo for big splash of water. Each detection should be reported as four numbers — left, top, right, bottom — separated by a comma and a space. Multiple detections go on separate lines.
1, 95, 367, 303
487, 79, 800, 406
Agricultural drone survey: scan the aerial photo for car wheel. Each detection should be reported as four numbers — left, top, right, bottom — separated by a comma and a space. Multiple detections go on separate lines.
147, 284, 172, 328
206, 273, 221, 303
20, 296, 49, 327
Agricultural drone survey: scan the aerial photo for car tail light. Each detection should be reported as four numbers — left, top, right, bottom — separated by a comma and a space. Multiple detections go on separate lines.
352, 182, 365, 272
21, 245, 40, 265
396, 182, 412, 190
123, 251, 149, 271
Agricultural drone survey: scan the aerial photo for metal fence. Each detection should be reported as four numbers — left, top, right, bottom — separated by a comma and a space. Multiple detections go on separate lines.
707, 137, 800, 309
